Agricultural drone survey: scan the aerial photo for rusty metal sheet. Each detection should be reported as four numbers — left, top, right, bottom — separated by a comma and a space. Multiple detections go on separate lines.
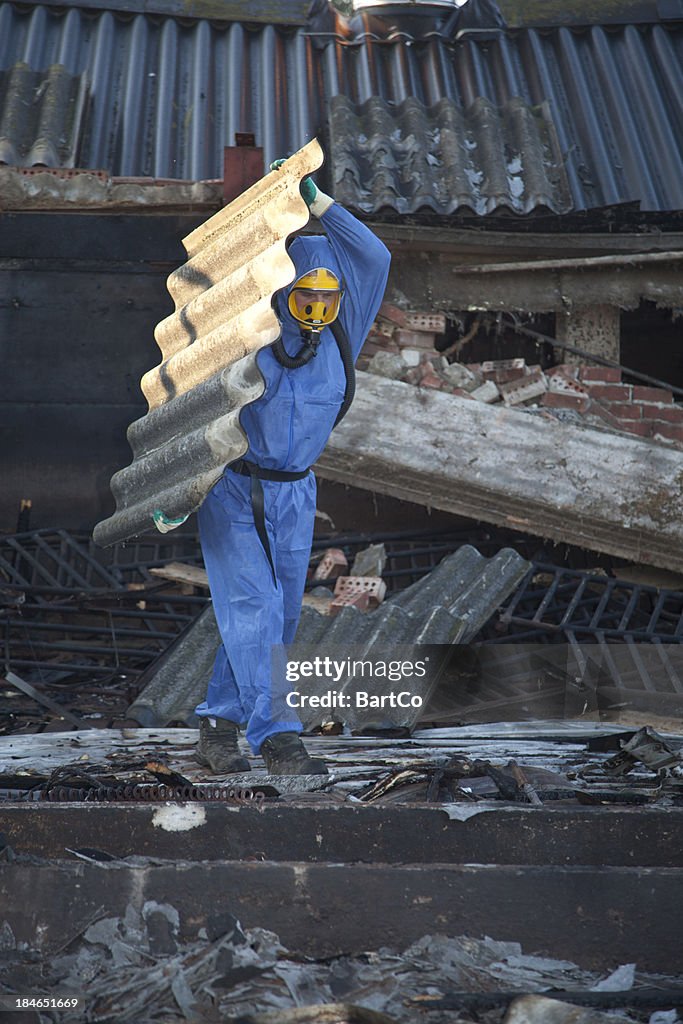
93, 139, 323, 547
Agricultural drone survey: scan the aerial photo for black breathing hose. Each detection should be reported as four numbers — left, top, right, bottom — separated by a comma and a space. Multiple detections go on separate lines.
331, 320, 355, 428
271, 331, 320, 369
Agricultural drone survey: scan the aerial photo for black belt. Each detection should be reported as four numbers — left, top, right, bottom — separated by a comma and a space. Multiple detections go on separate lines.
229, 459, 311, 583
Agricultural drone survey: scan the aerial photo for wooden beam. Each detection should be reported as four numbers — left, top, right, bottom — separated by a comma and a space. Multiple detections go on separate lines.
374, 222, 683, 257
315, 372, 683, 572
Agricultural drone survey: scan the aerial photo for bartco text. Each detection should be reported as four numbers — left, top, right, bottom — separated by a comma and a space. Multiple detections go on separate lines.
286, 690, 424, 709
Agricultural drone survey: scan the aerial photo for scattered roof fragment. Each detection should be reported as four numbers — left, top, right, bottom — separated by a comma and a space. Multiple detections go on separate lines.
127, 545, 530, 729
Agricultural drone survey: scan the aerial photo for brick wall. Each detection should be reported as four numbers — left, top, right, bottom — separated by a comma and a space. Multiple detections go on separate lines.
361, 303, 683, 450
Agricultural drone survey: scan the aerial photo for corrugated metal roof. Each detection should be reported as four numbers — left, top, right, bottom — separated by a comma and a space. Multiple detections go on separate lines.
93, 141, 322, 548
0, 1, 681, 213
127, 544, 531, 728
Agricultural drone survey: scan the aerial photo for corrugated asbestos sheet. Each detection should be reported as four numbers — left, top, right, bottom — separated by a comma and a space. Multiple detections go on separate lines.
328, 94, 572, 215
92, 140, 322, 548
0, 62, 87, 166
323, 15, 683, 213
127, 545, 531, 728
0, 1, 681, 213
20, 0, 314, 22
0, 2, 326, 177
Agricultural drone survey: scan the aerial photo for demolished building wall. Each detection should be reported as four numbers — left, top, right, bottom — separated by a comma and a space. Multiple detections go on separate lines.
315, 370, 683, 572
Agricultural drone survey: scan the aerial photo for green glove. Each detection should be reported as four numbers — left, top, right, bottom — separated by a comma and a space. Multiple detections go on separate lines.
270, 158, 318, 209
152, 509, 190, 534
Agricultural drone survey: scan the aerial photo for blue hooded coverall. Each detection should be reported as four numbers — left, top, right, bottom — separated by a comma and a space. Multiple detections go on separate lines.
196, 202, 391, 753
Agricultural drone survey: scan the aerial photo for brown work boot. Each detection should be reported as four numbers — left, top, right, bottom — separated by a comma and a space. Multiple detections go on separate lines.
260, 731, 328, 776
195, 718, 251, 774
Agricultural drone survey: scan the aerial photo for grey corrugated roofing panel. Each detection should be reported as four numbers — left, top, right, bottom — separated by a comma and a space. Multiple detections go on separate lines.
0, 3, 325, 178
320, 19, 683, 214
0, 62, 88, 166
93, 141, 322, 547
499, 0, 671, 28
0, 4, 681, 213
27, 0, 314, 24
127, 545, 531, 729
354, 0, 673, 29
328, 93, 572, 215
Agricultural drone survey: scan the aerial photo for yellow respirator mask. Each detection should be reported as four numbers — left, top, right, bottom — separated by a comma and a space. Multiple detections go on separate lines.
287, 267, 342, 328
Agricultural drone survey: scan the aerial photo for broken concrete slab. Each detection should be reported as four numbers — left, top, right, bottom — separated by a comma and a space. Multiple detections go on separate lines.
315, 372, 683, 573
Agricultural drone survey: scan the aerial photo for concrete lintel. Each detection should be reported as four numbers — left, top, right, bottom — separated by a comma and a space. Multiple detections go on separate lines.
0, 167, 224, 212
315, 373, 683, 573
388, 253, 683, 313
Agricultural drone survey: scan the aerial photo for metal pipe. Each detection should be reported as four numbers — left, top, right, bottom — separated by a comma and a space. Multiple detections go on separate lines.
503, 317, 683, 400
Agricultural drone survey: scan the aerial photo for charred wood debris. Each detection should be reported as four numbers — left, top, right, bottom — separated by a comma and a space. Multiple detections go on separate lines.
1, 527, 683, 1022
0, 915, 682, 1024
1, 526, 683, 807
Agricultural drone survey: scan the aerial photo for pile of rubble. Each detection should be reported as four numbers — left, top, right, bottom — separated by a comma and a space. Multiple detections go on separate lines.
0, 909, 680, 1024
309, 543, 387, 615
361, 303, 683, 448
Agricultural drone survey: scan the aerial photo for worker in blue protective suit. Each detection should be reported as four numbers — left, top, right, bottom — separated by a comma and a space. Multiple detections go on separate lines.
195, 162, 391, 776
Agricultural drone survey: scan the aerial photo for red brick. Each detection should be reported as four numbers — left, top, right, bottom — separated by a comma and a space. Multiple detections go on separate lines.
481, 358, 525, 372
499, 370, 547, 406
334, 575, 387, 606
618, 420, 652, 438
482, 367, 527, 384
584, 383, 632, 401
632, 385, 674, 404
547, 364, 579, 380
586, 402, 621, 428
313, 548, 348, 582
419, 374, 444, 390
579, 365, 621, 383
603, 402, 641, 420
652, 422, 683, 444
363, 337, 399, 355
405, 311, 446, 334
329, 592, 371, 615
639, 404, 683, 423
404, 366, 425, 385
547, 375, 589, 397
394, 329, 436, 350
541, 391, 590, 413
378, 301, 408, 328
452, 388, 477, 400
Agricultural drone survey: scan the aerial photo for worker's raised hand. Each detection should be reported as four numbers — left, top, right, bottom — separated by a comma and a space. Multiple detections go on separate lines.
270, 157, 318, 209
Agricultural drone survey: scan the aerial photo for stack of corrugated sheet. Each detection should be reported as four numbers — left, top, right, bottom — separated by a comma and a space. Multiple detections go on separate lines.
94, 140, 322, 547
